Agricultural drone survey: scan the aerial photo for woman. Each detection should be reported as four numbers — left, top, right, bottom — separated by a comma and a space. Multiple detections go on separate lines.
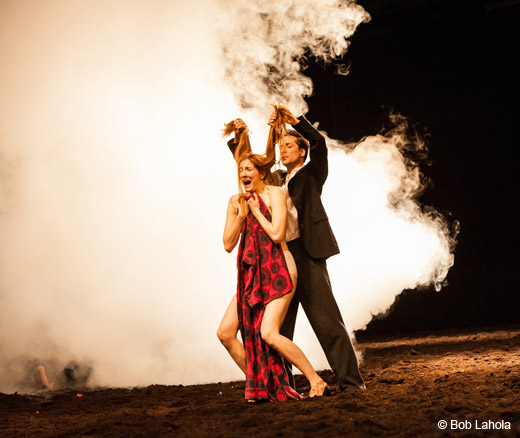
217, 108, 330, 402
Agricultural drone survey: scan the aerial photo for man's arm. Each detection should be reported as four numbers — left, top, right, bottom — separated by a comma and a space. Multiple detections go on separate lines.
226, 118, 247, 158
293, 115, 328, 188
227, 138, 238, 157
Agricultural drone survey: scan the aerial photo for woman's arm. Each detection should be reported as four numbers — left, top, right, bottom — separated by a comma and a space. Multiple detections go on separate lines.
223, 195, 246, 253
248, 187, 287, 244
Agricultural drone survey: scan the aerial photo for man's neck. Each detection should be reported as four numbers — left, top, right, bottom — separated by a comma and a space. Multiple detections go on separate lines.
286, 163, 304, 175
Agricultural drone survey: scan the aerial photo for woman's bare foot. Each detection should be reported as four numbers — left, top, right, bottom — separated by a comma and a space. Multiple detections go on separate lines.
309, 380, 331, 398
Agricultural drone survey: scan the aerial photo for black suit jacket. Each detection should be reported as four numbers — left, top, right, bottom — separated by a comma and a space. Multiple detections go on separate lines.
228, 115, 340, 260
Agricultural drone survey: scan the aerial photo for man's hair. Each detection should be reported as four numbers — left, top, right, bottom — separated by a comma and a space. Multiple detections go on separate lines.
286, 129, 309, 162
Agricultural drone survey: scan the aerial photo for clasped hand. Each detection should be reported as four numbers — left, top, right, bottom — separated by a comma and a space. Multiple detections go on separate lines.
233, 118, 247, 138
268, 106, 298, 127
233, 106, 297, 135
246, 193, 260, 213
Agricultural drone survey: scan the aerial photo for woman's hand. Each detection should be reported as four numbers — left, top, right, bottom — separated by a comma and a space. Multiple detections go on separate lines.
246, 193, 260, 213
238, 197, 249, 217
248, 187, 287, 244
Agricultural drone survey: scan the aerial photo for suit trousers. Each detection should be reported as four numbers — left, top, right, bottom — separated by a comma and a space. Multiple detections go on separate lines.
281, 238, 365, 391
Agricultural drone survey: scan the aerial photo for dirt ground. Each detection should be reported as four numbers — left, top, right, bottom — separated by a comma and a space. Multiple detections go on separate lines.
1, 325, 519, 437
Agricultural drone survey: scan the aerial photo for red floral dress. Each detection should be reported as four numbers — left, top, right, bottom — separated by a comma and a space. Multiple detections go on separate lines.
237, 195, 301, 402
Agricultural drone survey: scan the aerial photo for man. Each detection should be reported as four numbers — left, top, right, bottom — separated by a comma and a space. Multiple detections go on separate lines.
228, 109, 364, 391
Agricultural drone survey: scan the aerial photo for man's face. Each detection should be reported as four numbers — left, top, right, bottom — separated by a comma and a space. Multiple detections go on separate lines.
279, 135, 305, 168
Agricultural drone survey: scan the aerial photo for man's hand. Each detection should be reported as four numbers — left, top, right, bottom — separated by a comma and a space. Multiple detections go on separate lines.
285, 112, 299, 126
233, 118, 247, 138
267, 107, 299, 127
268, 110, 277, 127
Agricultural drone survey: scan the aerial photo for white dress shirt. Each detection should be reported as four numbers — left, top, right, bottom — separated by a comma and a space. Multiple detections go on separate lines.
282, 166, 303, 242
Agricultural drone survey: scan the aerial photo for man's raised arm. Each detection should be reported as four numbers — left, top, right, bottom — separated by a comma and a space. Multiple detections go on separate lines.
226, 118, 247, 157
293, 116, 328, 188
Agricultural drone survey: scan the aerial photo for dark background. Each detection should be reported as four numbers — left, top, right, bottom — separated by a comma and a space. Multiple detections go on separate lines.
305, 0, 520, 336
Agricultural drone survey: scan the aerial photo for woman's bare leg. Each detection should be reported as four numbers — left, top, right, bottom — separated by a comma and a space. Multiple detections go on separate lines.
217, 295, 246, 374
260, 275, 328, 396
36, 365, 54, 389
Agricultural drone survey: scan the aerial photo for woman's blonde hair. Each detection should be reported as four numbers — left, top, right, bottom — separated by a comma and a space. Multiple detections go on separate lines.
265, 104, 297, 159
222, 105, 298, 208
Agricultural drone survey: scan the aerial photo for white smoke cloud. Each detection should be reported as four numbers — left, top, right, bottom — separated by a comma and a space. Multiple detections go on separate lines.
216, 0, 369, 115
0, 0, 455, 393
325, 129, 457, 326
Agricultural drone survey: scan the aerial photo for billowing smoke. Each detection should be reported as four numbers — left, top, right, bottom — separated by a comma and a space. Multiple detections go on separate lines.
325, 118, 458, 328
217, 0, 369, 114
0, 0, 455, 393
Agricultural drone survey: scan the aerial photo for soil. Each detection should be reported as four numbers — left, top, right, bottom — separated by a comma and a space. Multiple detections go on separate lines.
1, 326, 519, 437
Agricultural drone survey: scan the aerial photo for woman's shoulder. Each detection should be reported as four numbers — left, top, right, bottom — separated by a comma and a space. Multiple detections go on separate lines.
266, 185, 285, 198
229, 193, 241, 204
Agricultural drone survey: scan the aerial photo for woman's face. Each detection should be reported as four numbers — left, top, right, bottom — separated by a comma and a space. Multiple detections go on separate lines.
239, 158, 263, 192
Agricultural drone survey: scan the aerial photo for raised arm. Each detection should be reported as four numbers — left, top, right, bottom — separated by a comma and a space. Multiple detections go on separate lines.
247, 187, 287, 244
293, 115, 328, 188
267, 107, 328, 188
227, 138, 238, 156
223, 195, 247, 253
226, 118, 247, 157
